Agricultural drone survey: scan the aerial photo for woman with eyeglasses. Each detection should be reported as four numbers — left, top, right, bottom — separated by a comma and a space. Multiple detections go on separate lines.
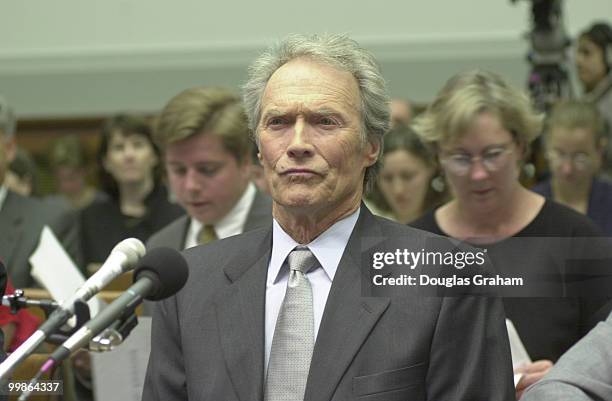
410, 70, 612, 399
533, 100, 612, 236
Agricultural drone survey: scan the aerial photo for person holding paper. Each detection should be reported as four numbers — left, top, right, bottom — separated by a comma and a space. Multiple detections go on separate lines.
0, 96, 60, 288
410, 70, 612, 398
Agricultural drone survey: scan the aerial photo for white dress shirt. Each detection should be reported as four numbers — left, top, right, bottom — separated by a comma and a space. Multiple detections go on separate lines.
184, 183, 256, 249
264, 207, 360, 370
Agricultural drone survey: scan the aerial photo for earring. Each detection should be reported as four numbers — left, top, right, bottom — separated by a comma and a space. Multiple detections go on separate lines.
431, 175, 446, 193
522, 163, 535, 179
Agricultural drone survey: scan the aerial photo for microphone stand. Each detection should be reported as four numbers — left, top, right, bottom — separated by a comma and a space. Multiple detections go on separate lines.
0, 292, 91, 381
17, 295, 141, 401
3, 290, 58, 318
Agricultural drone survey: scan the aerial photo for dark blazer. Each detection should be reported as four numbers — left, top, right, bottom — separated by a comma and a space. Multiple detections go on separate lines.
143, 207, 514, 401
146, 189, 272, 250
77, 184, 184, 268
0, 191, 50, 288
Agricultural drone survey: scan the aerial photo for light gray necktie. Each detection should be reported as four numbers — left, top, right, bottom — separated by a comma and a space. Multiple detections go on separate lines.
265, 246, 317, 401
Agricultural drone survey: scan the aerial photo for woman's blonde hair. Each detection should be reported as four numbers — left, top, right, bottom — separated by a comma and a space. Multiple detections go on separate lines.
546, 100, 606, 145
413, 70, 543, 148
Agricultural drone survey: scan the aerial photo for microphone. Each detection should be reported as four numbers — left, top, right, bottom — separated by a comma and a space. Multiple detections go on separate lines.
0, 238, 145, 381
45, 247, 188, 366
2, 291, 58, 309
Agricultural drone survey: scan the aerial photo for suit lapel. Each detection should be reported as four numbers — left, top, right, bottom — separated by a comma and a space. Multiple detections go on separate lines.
214, 208, 389, 401
0, 192, 24, 268
215, 230, 271, 401
243, 190, 272, 232
176, 216, 190, 250
305, 208, 390, 401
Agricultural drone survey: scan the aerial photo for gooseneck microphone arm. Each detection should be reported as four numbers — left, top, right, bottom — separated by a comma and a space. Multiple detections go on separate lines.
2, 290, 59, 312
0, 238, 145, 381
48, 278, 155, 365
18, 247, 189, 401
46, 247, 189, 368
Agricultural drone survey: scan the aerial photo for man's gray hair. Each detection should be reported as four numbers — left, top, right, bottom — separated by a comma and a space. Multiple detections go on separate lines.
0, 96, 16, 138
242, 33, 390, 192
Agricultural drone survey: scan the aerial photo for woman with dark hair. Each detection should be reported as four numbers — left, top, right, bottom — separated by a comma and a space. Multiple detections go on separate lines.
576, 22, 612, 176
367, 124, 448, 223
78, 114, 183, 272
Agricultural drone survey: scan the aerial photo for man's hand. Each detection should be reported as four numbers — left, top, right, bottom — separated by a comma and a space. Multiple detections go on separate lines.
514, 360, 553, 399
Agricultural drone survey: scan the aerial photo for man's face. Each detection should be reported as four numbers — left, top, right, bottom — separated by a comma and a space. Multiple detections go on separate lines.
257, 58, 378, 215
0, 133, 16, 186
165, 132, 251, 224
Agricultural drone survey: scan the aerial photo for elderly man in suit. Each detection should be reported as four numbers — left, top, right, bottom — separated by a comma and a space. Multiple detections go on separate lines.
0, 97, 51, 288
143, 34, 514, 401
147, 87, 271, 250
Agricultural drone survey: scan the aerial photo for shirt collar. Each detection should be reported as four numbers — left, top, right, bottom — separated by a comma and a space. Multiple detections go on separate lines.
267, 207, 360, 286
186, 182, 257, 248
214, 182, 256, 238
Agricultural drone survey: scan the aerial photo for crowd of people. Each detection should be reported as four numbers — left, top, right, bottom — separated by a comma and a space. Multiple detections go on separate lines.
0, 20, 610, 401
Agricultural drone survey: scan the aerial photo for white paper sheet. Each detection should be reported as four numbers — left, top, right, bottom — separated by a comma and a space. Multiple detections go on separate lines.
92, 316, 152, 401
506, 318, 532, 386
29, 225, 103, 317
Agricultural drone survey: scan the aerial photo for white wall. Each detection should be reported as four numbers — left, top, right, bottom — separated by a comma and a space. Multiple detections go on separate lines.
0, 0, 610, 117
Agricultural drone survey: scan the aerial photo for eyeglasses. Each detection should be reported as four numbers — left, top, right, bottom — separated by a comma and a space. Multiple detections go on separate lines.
440, 143, 514, 176
546, 150, 593, 171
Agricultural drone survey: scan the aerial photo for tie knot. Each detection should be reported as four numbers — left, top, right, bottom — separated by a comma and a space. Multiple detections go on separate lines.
198, 224, 218, 245
287, 246, 318, 274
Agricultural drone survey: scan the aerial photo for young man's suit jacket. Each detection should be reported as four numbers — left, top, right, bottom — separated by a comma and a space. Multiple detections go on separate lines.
146, 190, 272, 250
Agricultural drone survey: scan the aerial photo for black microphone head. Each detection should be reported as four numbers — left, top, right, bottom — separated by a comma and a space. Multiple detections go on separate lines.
133, 247, 189, 301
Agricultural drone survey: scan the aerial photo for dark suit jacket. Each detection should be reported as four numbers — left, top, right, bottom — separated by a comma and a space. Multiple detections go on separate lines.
0, 191, 52, 288
143, 207, 514, 401
146, 189, 272, 250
